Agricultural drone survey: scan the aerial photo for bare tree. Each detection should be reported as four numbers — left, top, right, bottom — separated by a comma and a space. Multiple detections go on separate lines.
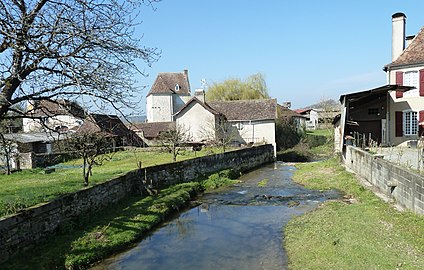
0, 132, 17, 175
201, 118, 238, 153
158, 124, 192, 162
65, 131, 114, 186
0, 0, 160, 121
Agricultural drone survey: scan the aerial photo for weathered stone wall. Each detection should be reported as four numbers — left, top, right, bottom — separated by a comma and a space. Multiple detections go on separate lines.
0, 145, 274, 263
345, 146, 424, 215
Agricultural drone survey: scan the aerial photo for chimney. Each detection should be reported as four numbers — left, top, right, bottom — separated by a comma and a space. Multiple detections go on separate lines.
194, 88, 205, 103
406, 35, 415, 48
392, 12, 406, 62
183, 69, 191, 93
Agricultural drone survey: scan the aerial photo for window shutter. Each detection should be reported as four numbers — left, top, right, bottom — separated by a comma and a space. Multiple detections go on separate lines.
395, 111, 403, 137
396, 71, 404, 98
419, 110, 424, 136
420, 69, 424, 97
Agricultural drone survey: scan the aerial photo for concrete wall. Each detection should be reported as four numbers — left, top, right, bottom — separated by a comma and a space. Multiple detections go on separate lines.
0, 145, 274, 263
344, 145, 424, 215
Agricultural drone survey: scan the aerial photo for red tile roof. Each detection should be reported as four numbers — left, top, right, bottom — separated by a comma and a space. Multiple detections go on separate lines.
386, 27, 424, 68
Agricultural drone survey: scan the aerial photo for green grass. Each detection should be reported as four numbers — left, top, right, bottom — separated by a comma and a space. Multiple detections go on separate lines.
0, 147, 219, 217
285, 158, 424, 270
307, 128, 332, 137
257, 178, 269, 187
201, 169, 240, 189
2, 182, 202, 270
2, 168, 240, 270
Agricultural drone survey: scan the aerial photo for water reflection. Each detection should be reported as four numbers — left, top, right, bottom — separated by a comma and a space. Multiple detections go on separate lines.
91, 162, 341, 270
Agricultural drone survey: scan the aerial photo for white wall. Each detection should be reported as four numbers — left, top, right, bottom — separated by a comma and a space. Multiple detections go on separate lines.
23, 115, 82, 132
230, 120, 276, 155
175, 102, 216, 142
387, 67, 424, 145
146, 94, 173, 122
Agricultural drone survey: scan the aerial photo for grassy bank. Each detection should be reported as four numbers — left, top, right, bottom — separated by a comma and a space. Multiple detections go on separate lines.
2, 170, 239, 270
277, 129, 333, 162
285, 158, 424, 269
0, 147, 219, 217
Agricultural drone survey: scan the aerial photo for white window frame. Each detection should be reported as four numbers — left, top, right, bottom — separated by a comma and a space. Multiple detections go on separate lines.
403, 71, 419, 97
403, 110, 418, 136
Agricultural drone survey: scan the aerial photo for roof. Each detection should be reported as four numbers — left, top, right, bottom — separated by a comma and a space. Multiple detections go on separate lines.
3, 132, 69, 143
208, 99, 277, 121
77, 114, 132, 137
294, 108, 313, 114
278, 105, 306, 119
28, 99, 86, 118
147, 71, 191, 96
339, 84, 415, 103
133, 122, 176, 138
385, 27, 424, 69
174, 96, 222, 117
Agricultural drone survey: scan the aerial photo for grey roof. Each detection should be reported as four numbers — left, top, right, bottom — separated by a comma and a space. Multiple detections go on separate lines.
28, 99, 86, 118
208, 99, 278, 121
133, 122, 176, 138
3, 132, 69, 143
147, 71, 191, 96
339, 84, 415, 103
385, 27, 424, 69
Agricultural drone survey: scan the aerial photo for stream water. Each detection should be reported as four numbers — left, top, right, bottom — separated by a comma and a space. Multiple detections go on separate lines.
91, 162, 341, 270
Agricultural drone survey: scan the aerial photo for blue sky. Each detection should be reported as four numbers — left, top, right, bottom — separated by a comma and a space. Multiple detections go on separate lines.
131, 0, 424, 113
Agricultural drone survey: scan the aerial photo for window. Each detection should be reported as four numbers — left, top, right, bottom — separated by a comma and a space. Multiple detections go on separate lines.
403, 71, 419, 97
403, 111, 418, 136
368, 108, 379, 115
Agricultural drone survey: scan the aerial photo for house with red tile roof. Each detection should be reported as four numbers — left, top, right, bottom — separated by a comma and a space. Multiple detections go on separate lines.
336, 13, 424, 152
383, 13, 424, 145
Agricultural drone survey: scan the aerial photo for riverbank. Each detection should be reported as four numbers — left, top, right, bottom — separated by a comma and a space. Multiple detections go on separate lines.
1, 170, 239, 270
285, 158, 424, 269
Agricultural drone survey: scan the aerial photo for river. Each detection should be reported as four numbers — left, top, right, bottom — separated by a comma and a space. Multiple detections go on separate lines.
91, 162, 341, 270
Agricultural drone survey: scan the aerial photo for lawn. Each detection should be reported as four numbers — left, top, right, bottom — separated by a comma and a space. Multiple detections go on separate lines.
0, 147, 221, 217
285, 158, 424, 270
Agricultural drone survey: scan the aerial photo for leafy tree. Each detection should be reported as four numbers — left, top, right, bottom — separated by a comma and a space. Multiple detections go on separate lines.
206, 73, 269, 101
0, 0, 160, 121
158, 124, 192, 162
275, 118, 303, 151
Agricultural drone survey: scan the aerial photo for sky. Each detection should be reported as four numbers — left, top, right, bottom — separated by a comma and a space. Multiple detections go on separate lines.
130, 0, 424, 113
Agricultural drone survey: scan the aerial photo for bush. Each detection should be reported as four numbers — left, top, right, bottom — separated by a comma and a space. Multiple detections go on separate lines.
275, 119, 303, 151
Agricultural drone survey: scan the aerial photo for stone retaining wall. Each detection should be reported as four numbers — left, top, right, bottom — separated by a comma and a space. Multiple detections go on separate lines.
344, 145, 424, 215
0, 145, 274, 263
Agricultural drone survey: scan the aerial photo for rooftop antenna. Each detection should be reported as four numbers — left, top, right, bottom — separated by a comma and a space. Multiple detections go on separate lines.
201, 78, 207, 89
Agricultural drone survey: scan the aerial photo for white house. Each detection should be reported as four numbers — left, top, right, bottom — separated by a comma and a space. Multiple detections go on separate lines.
145, 70, 279, 155
383, 13, 424, 145
23, 99, 85, 132
146, 70, 191, 122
